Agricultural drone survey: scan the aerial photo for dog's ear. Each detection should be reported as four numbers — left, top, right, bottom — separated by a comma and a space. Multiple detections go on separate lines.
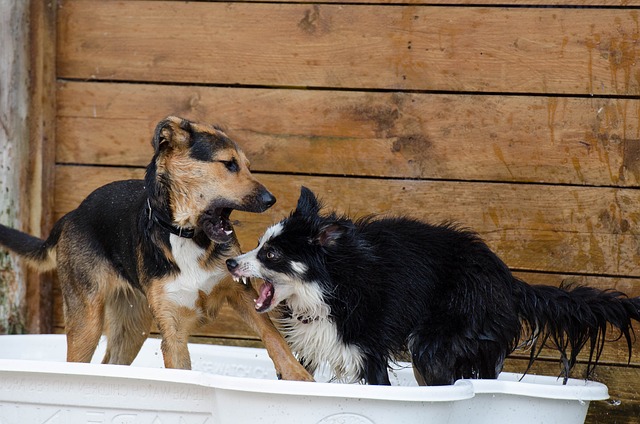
294, 186, 322, 217
151, 116, 192, 154
315, 223, 346, 247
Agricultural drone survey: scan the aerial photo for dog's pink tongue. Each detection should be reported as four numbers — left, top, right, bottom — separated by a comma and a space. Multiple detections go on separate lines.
255, 281, 274, 312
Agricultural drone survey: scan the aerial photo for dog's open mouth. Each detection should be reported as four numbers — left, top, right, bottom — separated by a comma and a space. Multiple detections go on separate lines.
199, 208, 234, 242
255, 280, 275, 312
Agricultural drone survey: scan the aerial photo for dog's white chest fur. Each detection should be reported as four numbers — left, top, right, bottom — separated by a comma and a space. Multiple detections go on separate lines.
164, 235, 226, 309
277, 306, 365, 383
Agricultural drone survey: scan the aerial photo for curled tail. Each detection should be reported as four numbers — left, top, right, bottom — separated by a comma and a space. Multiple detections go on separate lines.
0, 222, 61, 272
515, 278, 640, 382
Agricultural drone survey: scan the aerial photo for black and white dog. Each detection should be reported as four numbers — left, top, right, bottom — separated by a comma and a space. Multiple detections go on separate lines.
227, 186, 640, 386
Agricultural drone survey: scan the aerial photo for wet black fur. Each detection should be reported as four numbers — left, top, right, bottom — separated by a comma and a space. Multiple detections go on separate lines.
264, 186, 640, 385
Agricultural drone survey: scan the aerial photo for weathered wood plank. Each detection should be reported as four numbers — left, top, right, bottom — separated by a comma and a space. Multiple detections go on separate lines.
57, 1, 640, 95
56, 81, 640, 187
516, 272, 640, 298
52, 272, 640, 364
135, 0, 640, 6
26, 0, 57, 335
0, 0, 30, 335
53, 165, 640, 277
0, 0, 56, 335
53, 273, 640, 354
51, 265, 640, 366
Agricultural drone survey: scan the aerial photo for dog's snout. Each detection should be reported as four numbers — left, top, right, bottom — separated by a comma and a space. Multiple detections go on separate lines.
260, 190, 276, 209
226, 258, 239, 272
242, 187, 276, 213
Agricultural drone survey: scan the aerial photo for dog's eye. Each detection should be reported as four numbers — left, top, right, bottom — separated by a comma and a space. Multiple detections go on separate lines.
220, 159, 239, 173
265, 250, 280, 261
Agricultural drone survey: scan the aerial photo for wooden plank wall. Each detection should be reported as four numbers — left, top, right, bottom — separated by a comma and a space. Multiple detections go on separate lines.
0, 0, 56, 335
0, 0, 30, 334
54, 0, 640, 422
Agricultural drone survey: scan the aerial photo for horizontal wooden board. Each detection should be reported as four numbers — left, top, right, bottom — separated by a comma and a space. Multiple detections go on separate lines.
57, 1, 640, 95
57, 81, 640, 187
52, 272, 640, 364
134, 0, 640, 5
54, 165, 640, 277
50, 277, 258, 340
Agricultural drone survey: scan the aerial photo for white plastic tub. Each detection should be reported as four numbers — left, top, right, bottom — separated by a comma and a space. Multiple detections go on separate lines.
0, 335, 607, 424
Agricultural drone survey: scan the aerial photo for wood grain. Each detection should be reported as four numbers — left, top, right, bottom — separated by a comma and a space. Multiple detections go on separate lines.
47, 1, 640, 423
26, 0, 57, 334
49, 164, 640, 365
52, 276, 640, 365
57, 1, 640, 95
56, 81, 640, 187
0, 0, 29, 334
132, 0, 640, 5
54, 165, 640, 277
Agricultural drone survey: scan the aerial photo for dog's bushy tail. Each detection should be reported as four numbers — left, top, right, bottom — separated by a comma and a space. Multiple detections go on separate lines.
0, 222, 61, 271
513, 278, 640, 382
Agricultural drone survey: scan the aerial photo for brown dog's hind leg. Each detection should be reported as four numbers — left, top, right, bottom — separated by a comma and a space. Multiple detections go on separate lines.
216, 280, 314, 382
57, 241, 109, 363
63, 292, 105, 363
102, 287, 153, 365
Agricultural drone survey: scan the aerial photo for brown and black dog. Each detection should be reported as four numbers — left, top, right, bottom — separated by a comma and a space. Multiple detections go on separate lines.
0, 116, 312, 380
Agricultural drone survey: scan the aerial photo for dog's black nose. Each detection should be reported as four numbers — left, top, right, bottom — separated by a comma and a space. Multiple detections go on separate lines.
226, 258, 238, 272
260, 190, 276, 209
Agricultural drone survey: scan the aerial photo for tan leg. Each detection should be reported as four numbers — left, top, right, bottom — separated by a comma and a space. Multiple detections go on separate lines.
146, 283, 199, 370
218, 280, 314, 381
57, 247, 106, 363
102, 288, 153, 365
63, 293, 105, 363
157, 308, 199, 370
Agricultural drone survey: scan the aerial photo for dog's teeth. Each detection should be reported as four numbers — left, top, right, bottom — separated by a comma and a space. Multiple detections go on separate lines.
225, 230, 233, 235
242, 277, 249, 285
232, 276, 239, 282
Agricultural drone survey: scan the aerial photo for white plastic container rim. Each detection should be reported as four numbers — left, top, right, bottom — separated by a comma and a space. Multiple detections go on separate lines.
0, 334, 609, 402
